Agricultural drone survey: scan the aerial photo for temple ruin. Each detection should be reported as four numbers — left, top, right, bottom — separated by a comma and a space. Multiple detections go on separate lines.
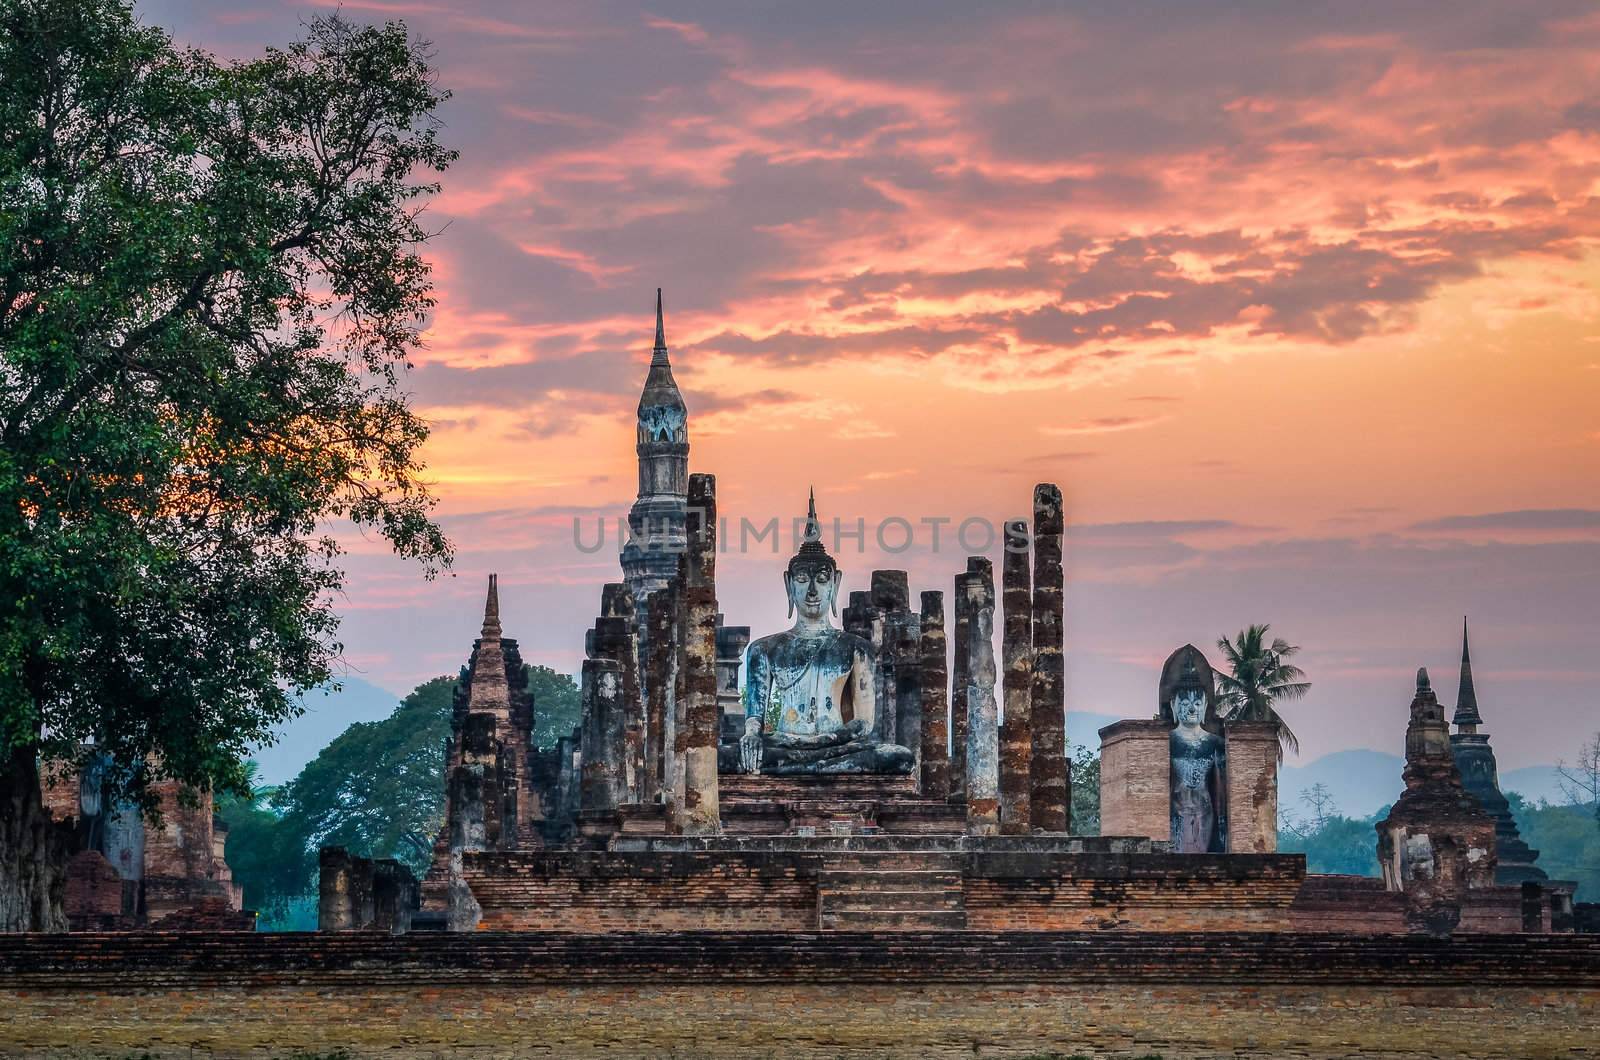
317, 292, 1588, 939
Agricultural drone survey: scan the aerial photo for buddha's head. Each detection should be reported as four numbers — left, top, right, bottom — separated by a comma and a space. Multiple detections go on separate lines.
785, 490, 839, 623
1172, 658, 1210, 727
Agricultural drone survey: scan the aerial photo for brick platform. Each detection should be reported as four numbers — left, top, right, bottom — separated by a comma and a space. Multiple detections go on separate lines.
1, 932, 1596, 1058
458, 835, 1311, 932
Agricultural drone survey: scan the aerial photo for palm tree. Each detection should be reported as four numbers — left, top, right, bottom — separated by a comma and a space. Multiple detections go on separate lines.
1215, 624, 1310, 759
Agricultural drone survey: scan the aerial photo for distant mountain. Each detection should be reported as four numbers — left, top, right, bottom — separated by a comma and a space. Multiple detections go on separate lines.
1279, 750, 1403, 819
248, 676, 405, 786
1278, 751, 1569, 819
1500, 765, 1572, 807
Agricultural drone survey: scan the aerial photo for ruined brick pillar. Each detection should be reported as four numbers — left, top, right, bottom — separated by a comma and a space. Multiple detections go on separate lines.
579, 657, 625, 815
918, 591, 949, 799
320, 849, 417, 933
668, 566, 689, 834
1097, 719, 1171, 841
842, 591, 872, 639
872, 570, 918, 759
599, 583, 644, 803
1224, 721, 1280, 854
645, 587, 676, 805
715, 618, 751, 745
317, 847, 358, 932
1030, 483, 1069, 833
962, 561, 999, 834
848, 591, 889, 741
949, 562, 975, 799
999, 519, 1033, 835
681, 473, 721, 834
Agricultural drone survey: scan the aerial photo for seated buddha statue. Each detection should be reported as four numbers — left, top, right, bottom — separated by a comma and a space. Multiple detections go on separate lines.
1168, 658, 1227, 852
732, 494, 914, 776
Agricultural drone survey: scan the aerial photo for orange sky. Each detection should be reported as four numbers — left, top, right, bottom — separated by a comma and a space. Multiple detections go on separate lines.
146, 0, 1600, 771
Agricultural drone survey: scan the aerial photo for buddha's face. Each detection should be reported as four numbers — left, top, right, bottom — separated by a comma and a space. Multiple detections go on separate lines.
785, 560, 838, 623
1174, 689, 1206, 726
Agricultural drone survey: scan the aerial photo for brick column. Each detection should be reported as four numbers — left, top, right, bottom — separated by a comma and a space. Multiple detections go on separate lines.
579, 657, 625, 815
599, 583, 643, 803
1224, 721, 1280, 853
645, 587, 676, 806
714, 620, 751, 746
999, 519, 1033, 834
1029, 483, 1069, 833
918, 591, 950, 799
871, 571, 918, 758
317, 847, 356, 932
949, 562, 974, 798
668, 568, 689, 834
962, 560, 999, 835
1098, 719, 1170, 842
681, 473, 721, 835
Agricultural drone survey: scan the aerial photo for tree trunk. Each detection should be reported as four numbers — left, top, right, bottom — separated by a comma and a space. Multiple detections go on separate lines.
0, 744, 70, 932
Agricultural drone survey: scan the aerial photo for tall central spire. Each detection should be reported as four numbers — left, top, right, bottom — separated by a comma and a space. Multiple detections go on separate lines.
622, 288, 691, 638
652, 287, 669, 367
1453, 616, 1482, 730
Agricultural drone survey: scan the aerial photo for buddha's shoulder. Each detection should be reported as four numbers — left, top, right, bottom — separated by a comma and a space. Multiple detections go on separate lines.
747, 628, 873, 657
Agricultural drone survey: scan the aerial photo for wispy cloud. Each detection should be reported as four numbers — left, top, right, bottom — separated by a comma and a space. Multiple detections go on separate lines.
1409, 509, 1600, 533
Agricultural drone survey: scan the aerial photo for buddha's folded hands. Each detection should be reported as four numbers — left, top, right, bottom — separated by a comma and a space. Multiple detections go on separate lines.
765, 719, 868, 749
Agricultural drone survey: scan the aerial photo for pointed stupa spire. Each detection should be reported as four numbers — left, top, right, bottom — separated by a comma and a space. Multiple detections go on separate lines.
468, 573, 510, 716
1453, 616, 1483, 730
638, 287, 685, 419
651, 287, 669, 366
481, 573, 502, 640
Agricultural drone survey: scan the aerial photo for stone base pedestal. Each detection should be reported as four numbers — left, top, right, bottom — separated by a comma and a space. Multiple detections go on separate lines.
718, 774, 964, 835
1099, 719, 1171, 842
1224, 721, 1279, 854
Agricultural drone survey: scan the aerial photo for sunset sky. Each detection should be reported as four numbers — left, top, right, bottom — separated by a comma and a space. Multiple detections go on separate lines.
143, 1, 1600, 771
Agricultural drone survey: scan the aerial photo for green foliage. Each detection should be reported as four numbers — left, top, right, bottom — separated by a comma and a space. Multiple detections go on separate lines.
1280, 814, 1382, 876
213, 762, 304, 922
1508, 792, 1600, 902
218, 665, 578, 924
528, 663, 581, 748
217, 677, 453, 918
0, 0, 453, 822
1215, 623, 1310, 758
1070, 743, 1100, 836
1278, 784, 1381, 876
273, 676, 453, 872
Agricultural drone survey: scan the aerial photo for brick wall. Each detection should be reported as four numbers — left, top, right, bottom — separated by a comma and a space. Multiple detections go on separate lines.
463, 850, 817, 931
1224, 721, 1279, 853
459, 847, 1314, 933
1099, 719, 1170, 842
1, 933, 1595, 1059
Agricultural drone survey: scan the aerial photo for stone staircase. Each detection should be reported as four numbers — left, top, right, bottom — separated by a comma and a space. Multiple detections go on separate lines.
816, 850, 967, 931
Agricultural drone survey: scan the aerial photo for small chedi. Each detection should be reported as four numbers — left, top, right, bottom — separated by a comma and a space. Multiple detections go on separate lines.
733, 492, 914, 776
309, 291, 1588, 940
1377, 666, 1499, 935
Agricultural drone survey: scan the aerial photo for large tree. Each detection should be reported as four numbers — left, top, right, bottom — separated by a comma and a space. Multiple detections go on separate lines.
527, 663, 582, 749
267, 676, 454, 881
1215, 624, 1309, 759
0, 0, 453, 930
